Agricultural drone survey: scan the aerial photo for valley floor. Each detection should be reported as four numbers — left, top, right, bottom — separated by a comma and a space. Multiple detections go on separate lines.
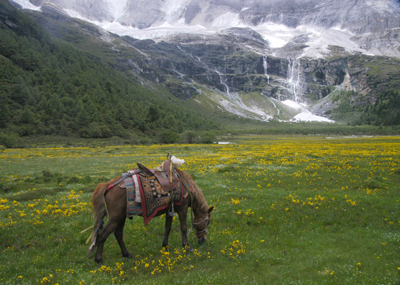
0, 135, 399, 284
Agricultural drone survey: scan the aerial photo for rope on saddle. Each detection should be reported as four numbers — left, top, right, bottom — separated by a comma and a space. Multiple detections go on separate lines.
106, 169, 142, 192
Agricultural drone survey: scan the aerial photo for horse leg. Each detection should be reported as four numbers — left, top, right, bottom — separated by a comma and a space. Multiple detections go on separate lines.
162, 213, 173, 248
114, 217, 132, 258
94, 220, 119, 264
178, 208, 193, 251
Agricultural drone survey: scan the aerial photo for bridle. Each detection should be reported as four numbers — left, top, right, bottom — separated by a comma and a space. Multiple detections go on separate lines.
192, 214, 210, 238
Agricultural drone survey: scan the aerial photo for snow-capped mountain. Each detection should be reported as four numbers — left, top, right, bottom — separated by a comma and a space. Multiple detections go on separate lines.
16, 0, 400, 32
12, 0, 400, 58
10, 0, 400, 123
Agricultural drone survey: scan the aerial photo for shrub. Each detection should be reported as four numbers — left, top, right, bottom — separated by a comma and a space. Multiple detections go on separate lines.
200, 131, 216, 144
181, 131, 198, 144
160, 130, 181, 144
0, 132, 23, 148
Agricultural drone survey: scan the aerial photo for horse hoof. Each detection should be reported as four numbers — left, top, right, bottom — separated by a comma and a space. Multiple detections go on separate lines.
95, 259, 103, 265
87, 247, 96, 258
123, 253, 133, 259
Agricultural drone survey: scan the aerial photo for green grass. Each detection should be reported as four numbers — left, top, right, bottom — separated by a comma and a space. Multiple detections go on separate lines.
0, 136, 400, 284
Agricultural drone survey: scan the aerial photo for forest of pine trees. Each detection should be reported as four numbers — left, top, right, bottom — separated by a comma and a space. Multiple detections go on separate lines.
0, 1, 219, 144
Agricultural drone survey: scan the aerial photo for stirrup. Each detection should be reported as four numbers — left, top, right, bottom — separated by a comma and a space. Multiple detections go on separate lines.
169, 191, 176, 216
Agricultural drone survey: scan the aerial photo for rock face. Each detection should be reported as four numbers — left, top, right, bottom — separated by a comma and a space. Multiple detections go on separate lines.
122, 30, 397, 106
13, 0, 400, 121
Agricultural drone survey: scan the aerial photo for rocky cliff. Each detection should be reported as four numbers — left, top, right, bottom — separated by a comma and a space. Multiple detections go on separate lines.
11, 0, 400, 122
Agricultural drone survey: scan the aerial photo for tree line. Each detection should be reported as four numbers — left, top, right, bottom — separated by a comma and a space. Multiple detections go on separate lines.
330, 90, 400, 126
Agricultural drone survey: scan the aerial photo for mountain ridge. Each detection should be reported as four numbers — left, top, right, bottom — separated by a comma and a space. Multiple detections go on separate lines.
11, 0, 400, 59
14, 0, 400, 33
7, 0, 400, 126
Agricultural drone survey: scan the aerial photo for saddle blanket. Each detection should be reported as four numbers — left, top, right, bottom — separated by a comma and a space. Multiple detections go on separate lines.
123, 171, 185, 225
125, 175, 142, 217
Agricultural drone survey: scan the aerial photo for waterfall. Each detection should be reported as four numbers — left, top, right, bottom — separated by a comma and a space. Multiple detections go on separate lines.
215, 69, 242, 103
287, 58, 301, 102
215, 69, 231, 100
215, 69, 271, 121
269, 98, 280, 116
263, 56, 270, 85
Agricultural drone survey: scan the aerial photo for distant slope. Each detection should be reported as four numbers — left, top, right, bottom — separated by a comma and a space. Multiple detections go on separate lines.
0, 0, 220, 141
19, 1, 400, 127
4, 0, 400, 134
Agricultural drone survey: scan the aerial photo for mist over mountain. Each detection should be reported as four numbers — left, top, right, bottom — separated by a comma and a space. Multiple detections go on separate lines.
16, 0, 400, 32
7, 0, 400, 125
12, 0, 400, 59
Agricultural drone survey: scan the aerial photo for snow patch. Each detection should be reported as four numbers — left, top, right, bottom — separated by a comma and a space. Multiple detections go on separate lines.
281, 100, 334, 122
11, 0, 40, 11
253, 23, 294, 48
292, 112, 334, 123
281, 100, 304, 110
161, 0, 190, 23
212, 12, 244, 28
365, 0, 398, 13
63, 13, 209, 40
105, 0, 129, 21
103, 22, 209, 40
300, 26, 364, 58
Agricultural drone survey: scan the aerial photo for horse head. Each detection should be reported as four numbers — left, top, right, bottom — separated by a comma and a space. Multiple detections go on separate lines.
193, 206, 214, 244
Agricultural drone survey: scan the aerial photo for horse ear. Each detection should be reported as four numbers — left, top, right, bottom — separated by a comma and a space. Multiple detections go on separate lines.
208, 206, 214, 213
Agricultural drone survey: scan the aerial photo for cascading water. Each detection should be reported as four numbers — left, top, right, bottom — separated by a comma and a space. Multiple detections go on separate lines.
269, 98, 280, 116
263, 56, 270, 85
215, 69, 234, 101
287, 58, 301, 102
215, 69, 272, 121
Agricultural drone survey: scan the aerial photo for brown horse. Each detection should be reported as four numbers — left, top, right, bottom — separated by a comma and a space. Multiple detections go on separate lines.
88, 169, 214, 264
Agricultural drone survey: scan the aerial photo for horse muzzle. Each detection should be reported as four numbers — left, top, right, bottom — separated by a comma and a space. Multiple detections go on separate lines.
197, 235, 207, 244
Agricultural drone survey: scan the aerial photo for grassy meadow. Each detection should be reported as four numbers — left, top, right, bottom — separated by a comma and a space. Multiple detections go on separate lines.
0, 135, 399, 284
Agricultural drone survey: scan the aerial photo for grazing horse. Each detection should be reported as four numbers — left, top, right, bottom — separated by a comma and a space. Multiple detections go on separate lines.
88, 169, 214, 264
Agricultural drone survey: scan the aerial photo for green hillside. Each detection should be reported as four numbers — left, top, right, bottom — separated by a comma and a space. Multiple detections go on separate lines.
0, 1, 220, 144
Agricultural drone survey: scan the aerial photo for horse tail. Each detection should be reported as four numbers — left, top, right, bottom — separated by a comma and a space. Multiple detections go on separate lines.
92, 182, 108, 226
87, 182, 108, 257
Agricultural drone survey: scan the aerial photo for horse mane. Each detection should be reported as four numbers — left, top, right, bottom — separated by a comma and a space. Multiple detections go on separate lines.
177, 169, 208, 213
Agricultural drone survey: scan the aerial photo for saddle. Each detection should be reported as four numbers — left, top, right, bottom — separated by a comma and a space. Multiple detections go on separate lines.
137, 159, 178, 192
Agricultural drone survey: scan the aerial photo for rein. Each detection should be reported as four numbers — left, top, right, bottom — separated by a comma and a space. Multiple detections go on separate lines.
192, 214, 209, 238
